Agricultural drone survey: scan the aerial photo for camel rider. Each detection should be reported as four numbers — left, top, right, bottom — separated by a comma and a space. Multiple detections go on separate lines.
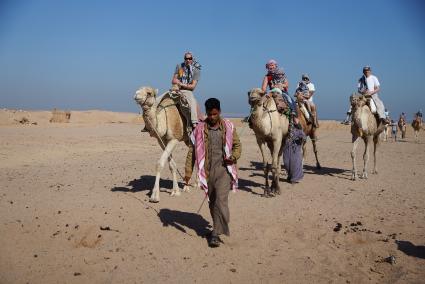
261, 59, 299, 125
399, 112, 406, 124
384, 108, 390, 120
342, 66, 388, 125
415, 109, 423, 123
295, 74, 319, 127
171, 52, 201, 128
141, 52, 201, 133
357, 66, 388, 124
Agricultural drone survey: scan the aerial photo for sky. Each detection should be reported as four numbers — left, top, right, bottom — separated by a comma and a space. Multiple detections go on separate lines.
1, 0, 424, 119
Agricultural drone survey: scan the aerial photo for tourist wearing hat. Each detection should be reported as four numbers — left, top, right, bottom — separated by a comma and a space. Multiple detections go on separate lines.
261, 59, 299, 125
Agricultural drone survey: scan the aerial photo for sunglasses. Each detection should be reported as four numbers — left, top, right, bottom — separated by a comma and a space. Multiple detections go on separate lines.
184, 57, 193, 60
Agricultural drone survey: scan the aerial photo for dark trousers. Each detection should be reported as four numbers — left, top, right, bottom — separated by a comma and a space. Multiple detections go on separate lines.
207, 169, 231, 236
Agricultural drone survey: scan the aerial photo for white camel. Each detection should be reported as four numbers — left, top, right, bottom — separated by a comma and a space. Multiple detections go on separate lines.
248, 88, 289, 196
350, 93, 385, 180
134, 86, 191, 202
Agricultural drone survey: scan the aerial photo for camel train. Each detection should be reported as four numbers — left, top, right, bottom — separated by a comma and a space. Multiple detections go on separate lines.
133, 84, 419, 202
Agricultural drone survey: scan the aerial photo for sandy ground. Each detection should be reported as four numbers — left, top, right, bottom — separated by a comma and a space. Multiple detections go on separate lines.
0, 109, 424, 283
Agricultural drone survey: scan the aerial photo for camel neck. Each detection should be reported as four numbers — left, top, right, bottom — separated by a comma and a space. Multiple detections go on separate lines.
143, 103, 158, 130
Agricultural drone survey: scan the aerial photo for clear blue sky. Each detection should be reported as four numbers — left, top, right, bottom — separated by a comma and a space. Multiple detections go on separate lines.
1, 0, 424, 119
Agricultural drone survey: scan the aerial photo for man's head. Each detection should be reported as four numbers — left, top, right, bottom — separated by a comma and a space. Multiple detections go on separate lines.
363, 66, 372, 77
184, 52, 193, 66
266, 59, 278, 71
205, 98, 221, 125
302, 74, 310, 82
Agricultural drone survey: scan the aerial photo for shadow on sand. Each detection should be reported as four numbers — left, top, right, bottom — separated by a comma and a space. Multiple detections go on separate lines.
237, 178, 264, 195
303, 164, 351, 179
396, 240, 425, 259
111, 175, 184, 193
158, 208, 211, 237
239, 161, 265, 172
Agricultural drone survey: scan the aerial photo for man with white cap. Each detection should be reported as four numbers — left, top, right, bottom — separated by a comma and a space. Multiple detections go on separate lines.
358, 66, 387, 124
342, 66, 388, 125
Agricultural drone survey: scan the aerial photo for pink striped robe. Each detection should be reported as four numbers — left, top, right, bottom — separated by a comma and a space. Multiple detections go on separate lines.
190, 119, 238, 195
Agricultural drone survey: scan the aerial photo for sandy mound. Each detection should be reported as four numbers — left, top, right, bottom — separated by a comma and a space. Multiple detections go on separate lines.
0, 109, 143, 126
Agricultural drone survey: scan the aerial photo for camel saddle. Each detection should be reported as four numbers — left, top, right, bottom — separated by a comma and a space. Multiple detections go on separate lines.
271, 93, 290, 115
162, 90, 193, 133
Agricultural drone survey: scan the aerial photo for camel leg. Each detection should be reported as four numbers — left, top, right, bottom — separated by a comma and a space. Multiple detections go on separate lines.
372, 135, 379, 174
168, 154, 181, 197
275, 139, 285, 195
257, 139, 271, 196
271, 137, 282, 195
311, 133, 321, 169
150, 139, 178, 203
361, 137, 369, 179
351, 136, 361, 180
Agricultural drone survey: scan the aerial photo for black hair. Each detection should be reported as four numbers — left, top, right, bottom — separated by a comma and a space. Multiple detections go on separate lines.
205, 98, 221, 111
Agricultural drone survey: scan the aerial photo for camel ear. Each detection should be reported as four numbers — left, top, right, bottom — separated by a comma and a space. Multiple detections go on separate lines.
154, 89, 158, 96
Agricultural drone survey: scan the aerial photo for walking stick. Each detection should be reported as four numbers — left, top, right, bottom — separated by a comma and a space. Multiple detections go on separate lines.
196, 194, 208, 214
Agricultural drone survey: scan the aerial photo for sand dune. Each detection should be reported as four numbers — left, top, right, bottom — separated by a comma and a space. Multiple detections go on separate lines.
0, 109, 424, 283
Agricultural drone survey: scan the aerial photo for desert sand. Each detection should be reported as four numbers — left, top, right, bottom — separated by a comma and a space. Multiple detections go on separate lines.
0, 109, 424, 283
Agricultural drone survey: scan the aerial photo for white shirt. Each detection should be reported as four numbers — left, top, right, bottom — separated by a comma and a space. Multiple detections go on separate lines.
307, 82, 315, 102
358, 75, 380, 94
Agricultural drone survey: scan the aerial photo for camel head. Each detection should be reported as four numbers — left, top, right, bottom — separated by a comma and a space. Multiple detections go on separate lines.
134, 86, 158, 109
248, 88, 265, 106
350, 93, 367, 110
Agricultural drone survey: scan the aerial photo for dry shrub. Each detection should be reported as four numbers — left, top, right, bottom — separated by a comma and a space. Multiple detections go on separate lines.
18, 117, 30, 124
50, 108, 71, 123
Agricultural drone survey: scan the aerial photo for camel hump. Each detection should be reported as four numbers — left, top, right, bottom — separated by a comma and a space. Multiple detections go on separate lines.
158, 90, 193, 135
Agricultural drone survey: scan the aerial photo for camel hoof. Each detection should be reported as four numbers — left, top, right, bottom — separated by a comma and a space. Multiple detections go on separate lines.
351, 174, 357, 181
316, 163, 322, 170
149, 197, 159, 203
263, 188, 273, 198
361, 173, 368, 179
170, 190, 181, 197
372, 170, 378, 175
182, 185, 192, 192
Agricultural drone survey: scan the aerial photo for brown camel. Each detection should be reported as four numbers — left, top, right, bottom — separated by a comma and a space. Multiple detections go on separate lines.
349, 93, 385, 180
248, 88, 289, 196
134, 86, 191, 202
398, 117, 406, 139
295, 93, 321, 169
412, 117, 423, 143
